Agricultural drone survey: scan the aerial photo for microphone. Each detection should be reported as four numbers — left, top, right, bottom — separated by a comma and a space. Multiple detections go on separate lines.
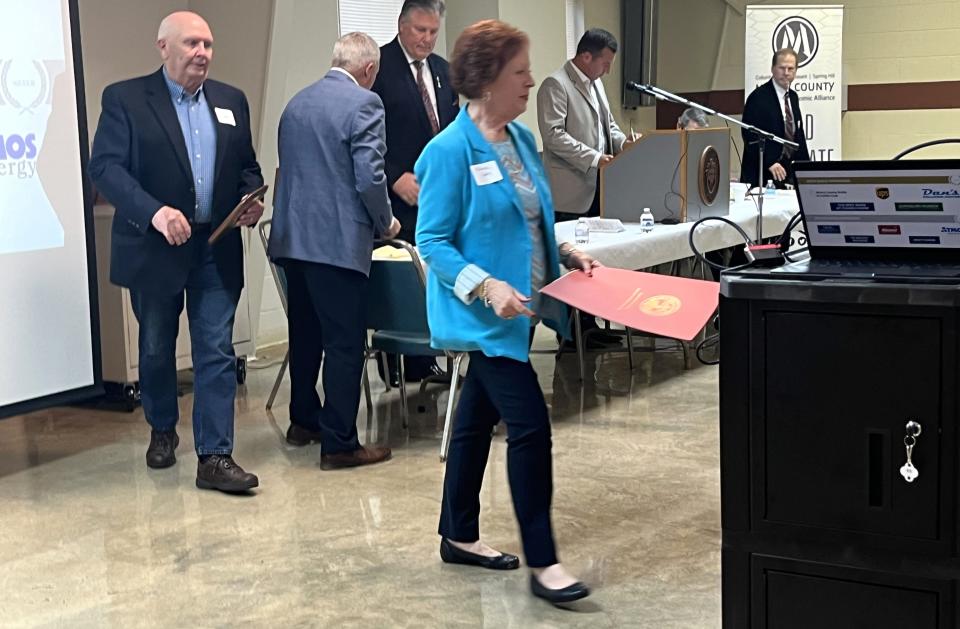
626, 82, 668, 101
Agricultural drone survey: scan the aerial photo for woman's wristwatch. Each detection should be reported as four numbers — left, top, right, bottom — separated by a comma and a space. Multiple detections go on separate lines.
559, 244, 579, 268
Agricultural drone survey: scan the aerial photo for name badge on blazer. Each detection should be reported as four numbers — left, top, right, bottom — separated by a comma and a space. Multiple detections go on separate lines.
214, 107, 236, 126
470, 161, 503, 186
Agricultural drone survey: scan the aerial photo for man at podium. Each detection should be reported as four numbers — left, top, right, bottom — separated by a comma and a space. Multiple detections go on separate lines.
537, 28, 629, 347
537, 28, 627, 222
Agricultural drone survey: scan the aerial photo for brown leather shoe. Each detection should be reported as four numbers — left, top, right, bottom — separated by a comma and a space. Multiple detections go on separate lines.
320, 445, 392, 470
196, 455, 259, 493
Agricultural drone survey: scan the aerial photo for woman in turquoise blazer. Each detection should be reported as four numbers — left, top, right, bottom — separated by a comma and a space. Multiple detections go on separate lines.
415, 20, 598, 606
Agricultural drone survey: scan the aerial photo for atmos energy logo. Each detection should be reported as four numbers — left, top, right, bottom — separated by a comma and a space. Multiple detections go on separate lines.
772, 16, 819, 68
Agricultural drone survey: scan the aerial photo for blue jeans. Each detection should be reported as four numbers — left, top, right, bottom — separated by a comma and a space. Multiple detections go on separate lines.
130, 234, 240, 456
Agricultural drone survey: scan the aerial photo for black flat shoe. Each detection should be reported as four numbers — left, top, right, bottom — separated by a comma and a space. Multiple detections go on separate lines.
529, 574, 590, 605
440, 537, 520, 570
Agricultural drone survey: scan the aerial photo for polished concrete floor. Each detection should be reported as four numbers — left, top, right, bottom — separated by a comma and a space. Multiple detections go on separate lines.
0, 332, 721, 628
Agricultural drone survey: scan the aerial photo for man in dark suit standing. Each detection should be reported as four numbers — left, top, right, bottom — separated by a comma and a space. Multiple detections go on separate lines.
372, 0, 459, 384
740, 47, 810, 189
268, 32, 399, 470
89, 11, 263, 493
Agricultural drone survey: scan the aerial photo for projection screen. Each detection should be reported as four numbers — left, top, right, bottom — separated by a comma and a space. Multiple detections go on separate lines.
0, 0, 101, 418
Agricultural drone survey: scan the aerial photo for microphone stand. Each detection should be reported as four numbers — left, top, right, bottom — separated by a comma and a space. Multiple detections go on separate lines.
625, 82, 799, 244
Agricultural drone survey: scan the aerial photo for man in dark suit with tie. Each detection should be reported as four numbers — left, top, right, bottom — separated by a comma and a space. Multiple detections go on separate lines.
372, 0, 459, 384
89, 11, 263, 493
740, 47, 810, 189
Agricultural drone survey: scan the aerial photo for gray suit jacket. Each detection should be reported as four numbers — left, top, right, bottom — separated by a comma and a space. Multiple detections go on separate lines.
268, 70, 393, 276
537, 61, 626, 215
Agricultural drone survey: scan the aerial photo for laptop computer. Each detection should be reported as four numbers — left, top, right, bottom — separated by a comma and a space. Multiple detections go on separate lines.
770, 159, 960, 281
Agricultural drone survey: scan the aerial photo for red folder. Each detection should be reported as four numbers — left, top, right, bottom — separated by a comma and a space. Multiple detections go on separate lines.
540, 267, 719, 341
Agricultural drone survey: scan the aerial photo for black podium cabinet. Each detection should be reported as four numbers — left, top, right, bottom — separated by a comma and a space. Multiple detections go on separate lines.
720, 272, 960, 629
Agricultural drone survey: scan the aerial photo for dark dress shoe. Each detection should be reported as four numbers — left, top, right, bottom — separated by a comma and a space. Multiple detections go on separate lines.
590, 331, 623, 345
196, 455, 259, 493
559, 336, 615, 352
320, 445, 392, 470
286, 423, 323, 446
380, 353, 400, 387
530, 574, 590, 605
440, 537, 520, 570
146, 430, 179, 469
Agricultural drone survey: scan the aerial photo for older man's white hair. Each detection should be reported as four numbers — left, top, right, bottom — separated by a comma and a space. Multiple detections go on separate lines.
332, 32, 380, 73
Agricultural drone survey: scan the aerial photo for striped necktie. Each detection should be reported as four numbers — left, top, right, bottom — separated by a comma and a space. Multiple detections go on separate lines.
413, 60, 440, 136
781, 91, 795, 159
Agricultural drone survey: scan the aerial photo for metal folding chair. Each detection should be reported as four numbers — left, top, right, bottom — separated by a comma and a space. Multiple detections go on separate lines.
257, 219, 290, 410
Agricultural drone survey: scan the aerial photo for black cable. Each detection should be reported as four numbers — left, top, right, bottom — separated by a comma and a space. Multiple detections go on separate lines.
696, 333, 720, 365
892, 138, 960, 160
783, 247, 809, 263
662, 144, 688, 221
778, 210, 802, 248
688, 215, 754, 270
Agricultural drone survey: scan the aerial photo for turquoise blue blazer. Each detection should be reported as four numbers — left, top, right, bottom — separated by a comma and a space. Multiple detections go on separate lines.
415, 106, 569, 362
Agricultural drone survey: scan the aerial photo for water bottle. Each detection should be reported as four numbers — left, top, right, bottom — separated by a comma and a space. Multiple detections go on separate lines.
765, 179, 776, 196
574, 217, 589, 244
640, 207, 654, 233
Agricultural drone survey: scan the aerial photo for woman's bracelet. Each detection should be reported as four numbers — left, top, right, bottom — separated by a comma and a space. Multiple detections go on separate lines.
479, 277, 492, 307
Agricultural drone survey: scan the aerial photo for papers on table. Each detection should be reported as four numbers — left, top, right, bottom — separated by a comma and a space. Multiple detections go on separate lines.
584, 218, 626, 233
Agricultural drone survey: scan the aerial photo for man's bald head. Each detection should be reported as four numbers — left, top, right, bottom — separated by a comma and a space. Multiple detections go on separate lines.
157, 11, 213, 93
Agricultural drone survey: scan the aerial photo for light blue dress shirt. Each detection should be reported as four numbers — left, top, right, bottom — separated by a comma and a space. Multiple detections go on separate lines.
163, 67, 216, 224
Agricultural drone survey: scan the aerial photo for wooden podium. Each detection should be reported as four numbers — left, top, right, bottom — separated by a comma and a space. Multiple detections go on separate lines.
600, 128, 731, 223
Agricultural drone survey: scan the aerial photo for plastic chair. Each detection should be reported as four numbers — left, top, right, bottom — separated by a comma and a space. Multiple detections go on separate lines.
365, 239, 465, 460
257, 219, 290, 410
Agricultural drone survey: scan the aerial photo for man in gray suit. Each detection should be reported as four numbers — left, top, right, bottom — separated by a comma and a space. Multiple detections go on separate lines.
537, 28, 631, 221
537, 28, 632, 347
268, 32, 400, 470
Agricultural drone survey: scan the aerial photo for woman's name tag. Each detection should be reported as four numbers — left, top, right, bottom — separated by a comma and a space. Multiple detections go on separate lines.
470, 161, 503, 186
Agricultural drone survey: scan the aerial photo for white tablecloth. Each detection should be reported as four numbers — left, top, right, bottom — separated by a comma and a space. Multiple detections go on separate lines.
553, 192, 800, 270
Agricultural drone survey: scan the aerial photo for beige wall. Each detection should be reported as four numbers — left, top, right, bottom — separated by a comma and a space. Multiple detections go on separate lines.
79, 0, 181, 139
498, 0, 567, 136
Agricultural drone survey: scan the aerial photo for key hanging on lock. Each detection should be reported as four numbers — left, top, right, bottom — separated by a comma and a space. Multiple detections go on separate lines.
900, 420, 922, 483
900, 436, 918, 483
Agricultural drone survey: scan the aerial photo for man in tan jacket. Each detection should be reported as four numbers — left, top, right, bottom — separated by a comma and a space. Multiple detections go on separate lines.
537, 28, 629, 221
537, 28, 632, 347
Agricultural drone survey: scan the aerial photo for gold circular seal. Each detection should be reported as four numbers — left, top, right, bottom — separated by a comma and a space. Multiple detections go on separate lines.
639, 295, 682, 316
698, 146, 721, 206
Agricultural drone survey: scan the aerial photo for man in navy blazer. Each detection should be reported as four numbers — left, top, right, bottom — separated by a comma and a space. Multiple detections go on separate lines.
268, 33, 399, 470
740, 47, 810, 189
372, 0, 459, 384
89, 11, 263, 493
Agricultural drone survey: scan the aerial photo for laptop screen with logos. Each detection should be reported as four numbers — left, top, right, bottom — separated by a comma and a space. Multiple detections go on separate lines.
793, 160, 960, 260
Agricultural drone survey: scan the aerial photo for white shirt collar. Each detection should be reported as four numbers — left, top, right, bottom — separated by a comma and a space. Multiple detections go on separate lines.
330, 66, 359, 86
772, 80, 789, 103
570, 61, 592, 88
